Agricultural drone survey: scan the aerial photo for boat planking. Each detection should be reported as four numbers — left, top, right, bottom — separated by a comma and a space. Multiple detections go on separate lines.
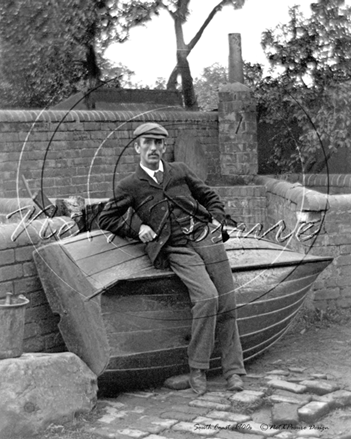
33, 229, 332, 393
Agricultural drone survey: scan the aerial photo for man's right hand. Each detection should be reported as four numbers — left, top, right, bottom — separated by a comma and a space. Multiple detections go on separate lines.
138, 224, 157, 243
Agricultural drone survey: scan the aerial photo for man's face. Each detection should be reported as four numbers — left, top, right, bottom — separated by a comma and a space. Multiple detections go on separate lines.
135, 137, 166, 170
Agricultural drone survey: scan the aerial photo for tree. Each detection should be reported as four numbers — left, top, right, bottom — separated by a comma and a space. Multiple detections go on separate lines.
0, 0, 247, 109
164, 0, 246, 109
258, 0, 351, 173
98, 0, 246, 109
0, 0, 99, 108
0, 0, 156, 107
194, 63, 227, 111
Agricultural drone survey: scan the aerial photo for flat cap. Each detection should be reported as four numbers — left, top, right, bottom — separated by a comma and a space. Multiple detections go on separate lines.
133, 123, 168, 139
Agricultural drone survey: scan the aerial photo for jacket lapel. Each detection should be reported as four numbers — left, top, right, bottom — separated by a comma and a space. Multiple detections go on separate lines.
135, 161, 173, 190
135, 164, 160, 189
162, 161, 172, 190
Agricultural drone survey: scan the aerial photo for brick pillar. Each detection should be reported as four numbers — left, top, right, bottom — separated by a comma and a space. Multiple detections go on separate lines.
218, 34, 258, 177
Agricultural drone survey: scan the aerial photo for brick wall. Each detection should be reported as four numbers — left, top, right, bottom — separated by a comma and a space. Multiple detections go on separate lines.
0, 217, 78, 353
0, 109, 219, 200
276, 173, 351, 195
218, 83, 258, 178
216, 186, 266, 227
255, 175, 351, 311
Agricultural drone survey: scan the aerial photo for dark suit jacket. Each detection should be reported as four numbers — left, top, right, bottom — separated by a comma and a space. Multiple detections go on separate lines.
98, 161, 226, 266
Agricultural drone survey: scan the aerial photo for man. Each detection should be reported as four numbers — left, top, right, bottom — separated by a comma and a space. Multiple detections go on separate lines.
98, 122, 246, 395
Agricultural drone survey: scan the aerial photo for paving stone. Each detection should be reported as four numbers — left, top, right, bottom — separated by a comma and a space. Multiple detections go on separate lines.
271, 403, 299, 425
134, 417, 178, 434
194, 416, 238, 431
86, 427, 128, 439
169, 404, 209, 415
266, 370, 290, 376
188, 399, 231, 411
267, 379, 307, 394
215, 429, 263, 439
246, 374, 265, 380
229, 390, 265, 405
310, 374, 328, 380
286, 376, 313, 383
99, 400, 126, 408
300, 380, 339, 396
170, 388, 196, 398
313, 389, 351, 408
202, 391, 233, 399
206, 410, 251, 423
144, 436, 168, 439
267, 392, 311, 407
116, 428, 149, 438
198, 393, 231, 404
237, 421, 281, 437
160, 411, 197, 422
172, 421, 218, 436
296, 427, 322, 438
265, 375, 287, 381
298, 401, 330, 423
274, 432, 296, 439
288, 367, 306, 373
97, 406, 129, 423
163, 374, 190, 390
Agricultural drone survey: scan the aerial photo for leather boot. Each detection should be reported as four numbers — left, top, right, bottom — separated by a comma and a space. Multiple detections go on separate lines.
189, 368, 207, 395
227, 374, 244, 391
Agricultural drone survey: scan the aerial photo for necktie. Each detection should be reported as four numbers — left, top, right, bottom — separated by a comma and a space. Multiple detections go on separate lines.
154, 170, 164, 185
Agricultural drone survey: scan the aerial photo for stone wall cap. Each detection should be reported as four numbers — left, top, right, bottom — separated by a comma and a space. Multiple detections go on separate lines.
219, 82, 250, 93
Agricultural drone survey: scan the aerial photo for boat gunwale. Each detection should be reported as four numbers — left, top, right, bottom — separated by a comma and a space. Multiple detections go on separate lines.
88, 252, 332, 295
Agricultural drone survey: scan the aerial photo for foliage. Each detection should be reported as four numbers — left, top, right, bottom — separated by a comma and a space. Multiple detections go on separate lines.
0, 0, 246, 109
0, 0, 100, 108
259, 0, 351, 173
194, 63, 227, 111
192, 0, 351, 173
194, 62, 262, 111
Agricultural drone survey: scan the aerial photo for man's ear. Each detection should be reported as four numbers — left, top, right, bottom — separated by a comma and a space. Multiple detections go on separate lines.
134, 142, 140, 154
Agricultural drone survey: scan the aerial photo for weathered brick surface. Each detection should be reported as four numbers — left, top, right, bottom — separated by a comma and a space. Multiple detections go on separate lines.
267, 380, 307, 394
254, 174, 351, 311
271, 403, 299, 425
300, 380, 339, 396
297, 401, 329, 423
0, 110, 219, 199
0, 217, 77, 353
218, 84, 258, 177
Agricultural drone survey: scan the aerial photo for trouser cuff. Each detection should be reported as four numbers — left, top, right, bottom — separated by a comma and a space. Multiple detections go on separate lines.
189, 360, 209, 371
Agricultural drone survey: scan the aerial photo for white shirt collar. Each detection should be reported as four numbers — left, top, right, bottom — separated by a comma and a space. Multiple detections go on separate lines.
140, 161, 164, 182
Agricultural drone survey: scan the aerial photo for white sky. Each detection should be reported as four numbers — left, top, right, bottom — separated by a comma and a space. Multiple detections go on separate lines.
105, 0, 313, 86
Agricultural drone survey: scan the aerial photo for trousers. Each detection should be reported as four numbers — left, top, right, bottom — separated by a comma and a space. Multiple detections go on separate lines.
165, 224, 246, 379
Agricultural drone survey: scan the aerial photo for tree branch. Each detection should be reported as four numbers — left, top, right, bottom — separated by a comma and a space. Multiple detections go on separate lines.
187, 0, 230, 52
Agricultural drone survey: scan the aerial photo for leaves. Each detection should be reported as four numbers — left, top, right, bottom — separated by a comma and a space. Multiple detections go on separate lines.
257, 0, 351, 173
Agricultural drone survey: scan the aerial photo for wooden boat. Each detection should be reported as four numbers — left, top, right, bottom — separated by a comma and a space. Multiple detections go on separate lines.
33, 229, 332, 394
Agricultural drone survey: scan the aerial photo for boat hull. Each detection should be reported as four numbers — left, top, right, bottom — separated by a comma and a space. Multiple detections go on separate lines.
33, 230, 332, 394
97, 256, 327, 393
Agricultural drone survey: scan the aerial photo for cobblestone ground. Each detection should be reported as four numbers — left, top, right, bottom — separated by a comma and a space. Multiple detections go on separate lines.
38, 323, 351, 440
